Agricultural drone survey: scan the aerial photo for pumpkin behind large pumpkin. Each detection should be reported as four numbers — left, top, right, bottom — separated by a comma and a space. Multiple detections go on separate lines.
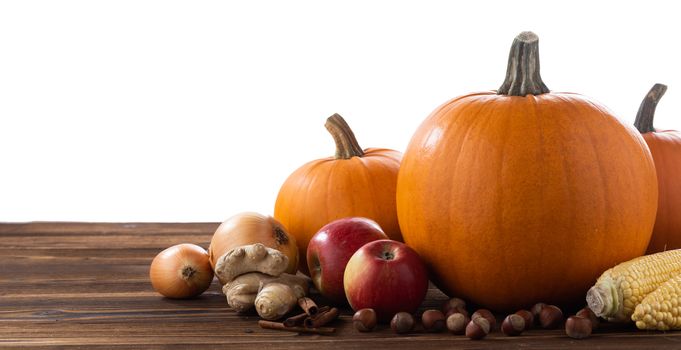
396, 32, 658, 311
275, 114, 402, 274
634, 84, 681, 254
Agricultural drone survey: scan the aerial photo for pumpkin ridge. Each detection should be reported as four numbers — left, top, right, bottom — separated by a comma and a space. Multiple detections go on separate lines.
492, 98, 516, 295
566, 97, 611, 296
366, 157, 401, 239
291, 161, 328, 257
642, 123, 681, 253
399, 95, 475, 204
321, 160, 341, 235
436, 92, 498, 111
275, 158, 327, 236
361, 148, 403, 163
398, 98, 471, 291
444, 100, 484, 222
551, 94, 587, 234
652, 138, 671, 238
443, 97, 499, 298
420, 92, 497, 133
586, 96, 656, 271
525, 95, 548, 297
547, 96, 578, 248
357, 158, 380, 229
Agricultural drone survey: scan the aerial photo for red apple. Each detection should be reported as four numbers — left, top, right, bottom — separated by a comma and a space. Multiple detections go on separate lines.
344, 239, 429, 322
307, 217, 388, 304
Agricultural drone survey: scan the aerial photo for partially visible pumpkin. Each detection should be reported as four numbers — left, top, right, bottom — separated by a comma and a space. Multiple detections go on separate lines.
396, 32, 658, 311
208, 212, 299, 283
634, 84, 681, 253
274, 114, 402, 274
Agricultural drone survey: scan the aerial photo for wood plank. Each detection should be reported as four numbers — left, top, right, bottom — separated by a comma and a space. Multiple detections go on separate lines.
2, 222, 681, 349
0, 222, 220, 236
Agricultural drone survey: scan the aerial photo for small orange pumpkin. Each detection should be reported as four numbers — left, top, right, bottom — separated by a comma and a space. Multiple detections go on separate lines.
396, 32, 658, 311
634, 84, 681, 253
274, 114, 402, 273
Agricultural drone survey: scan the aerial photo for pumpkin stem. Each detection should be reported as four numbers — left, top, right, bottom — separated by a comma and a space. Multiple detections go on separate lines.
325, 113, 364, 159
498, 31, 550, 96
634, 83, 667, 133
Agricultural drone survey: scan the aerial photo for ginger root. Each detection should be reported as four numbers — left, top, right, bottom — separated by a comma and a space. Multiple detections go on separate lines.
255, 276, 310, 320
223, 273, 272, 313
214, 243, 289, 285
223, 272, 310, 319
216, 242, 309, 319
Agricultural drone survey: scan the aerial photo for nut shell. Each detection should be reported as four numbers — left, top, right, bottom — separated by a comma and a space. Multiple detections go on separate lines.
465, 317, 490, 340
472, 309, 496, 330
353, 308, 377, 332
531, 302, 546, 320
514, 309, 533, 330
501, 314, 525, 336
446, 313, 469, 335
421, 309, 446, 332
391, 312, 415, 334
565, 316, 592, 339
445, 307, 469, 318
539, 305, 564, 329
576, 307, 599, 330
441, 298, 467, 314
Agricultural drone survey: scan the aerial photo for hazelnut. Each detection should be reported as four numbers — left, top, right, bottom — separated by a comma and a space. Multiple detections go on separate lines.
441, 297, 467, 314
446, 312, 470, 335
353, 308, 377, 332
539, 305, 564, 329
445, 307, 469, 318
421, 309, 446, 332
465, 317, 490, 340
576, 307, 599, 330
531, 302, 547, 320
565, 315, 592, 339
471, 309, 496, 330
514, 309, 534, 330
501, 314, 525, 336
391, 312, 415, 334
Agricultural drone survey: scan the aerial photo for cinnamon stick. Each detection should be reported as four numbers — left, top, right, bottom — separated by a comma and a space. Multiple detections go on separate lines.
258, 320, 335, 335
283, 312, 308, 327
283, 306, 330, 327
304, 307, 340, 328
297, 297, 319, 316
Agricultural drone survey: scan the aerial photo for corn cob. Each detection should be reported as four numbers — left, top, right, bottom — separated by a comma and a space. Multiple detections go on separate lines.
586, 249, 681, 322
631, 273, 681, 330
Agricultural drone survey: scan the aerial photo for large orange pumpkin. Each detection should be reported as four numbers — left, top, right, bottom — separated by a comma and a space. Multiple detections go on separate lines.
275, 114, 402, 274
634, 84, 681, 253
396, 32, 658, 311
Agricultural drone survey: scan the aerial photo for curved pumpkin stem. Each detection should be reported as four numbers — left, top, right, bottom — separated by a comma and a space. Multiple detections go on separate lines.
325, 114, 364, 159
634, 83, 668, 133
498, 31, 550, 96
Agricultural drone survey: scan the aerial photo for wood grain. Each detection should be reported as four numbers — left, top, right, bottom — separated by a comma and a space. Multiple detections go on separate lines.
1, 222, 680, 349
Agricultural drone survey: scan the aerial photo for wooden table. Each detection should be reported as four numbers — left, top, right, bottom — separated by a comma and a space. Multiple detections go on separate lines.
2, 222, 680, 349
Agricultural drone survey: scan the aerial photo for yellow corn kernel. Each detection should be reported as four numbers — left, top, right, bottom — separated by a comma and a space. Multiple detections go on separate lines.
586, 249, 681, 322
632, 273, 681, 330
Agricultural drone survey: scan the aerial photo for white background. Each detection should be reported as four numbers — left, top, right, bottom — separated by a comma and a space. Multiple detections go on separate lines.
1, 0, 679, 222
